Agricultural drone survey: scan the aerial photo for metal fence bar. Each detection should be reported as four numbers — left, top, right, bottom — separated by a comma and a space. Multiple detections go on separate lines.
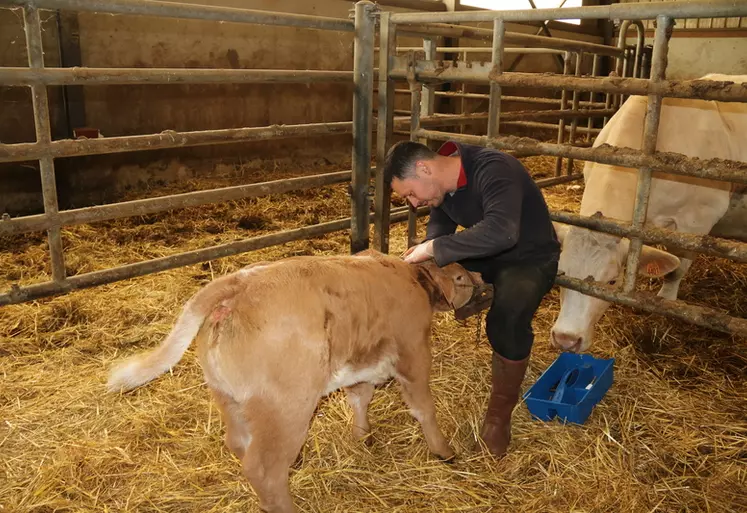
0, 67, 356, 86
0, 121, 354, 163
381, 46, 566, 55
587, 54, 600, 142
551, 212, 747, 263
388, 63, 747, 102
390, 89, 609, 108
373, 12, 396, 253
398, 23, 623, 58
555, 52, 572, 176
421, 39, 436, 129
392, 110, 615, 127
23, 4, 66, 283
1, 170, 374, 236
487, 19, 505, 139
407, 56, 422, 248
389, 2, 747, 24
414, 129, 747, 185
0, 206, 419, 307
622, 15, 673, 293
0, 0, 354, 32
555, 275, 747, 338
497, 108, 616, 122
565, 50, 584, 176
503, 121, 600, 135
350, 0, 376, 254
436, 91, 608, 108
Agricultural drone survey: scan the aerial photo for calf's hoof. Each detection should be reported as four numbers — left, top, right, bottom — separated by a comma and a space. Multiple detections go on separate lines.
433, 445, 456, 463
437, 452, 457, 464
359, 432, 375, 447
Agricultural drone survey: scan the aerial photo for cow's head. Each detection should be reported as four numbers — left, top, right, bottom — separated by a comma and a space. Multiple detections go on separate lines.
415, 260, 489, 312
550, 223, 680, 352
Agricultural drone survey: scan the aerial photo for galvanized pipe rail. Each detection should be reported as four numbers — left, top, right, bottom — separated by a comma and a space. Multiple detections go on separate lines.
551, 212, 747, 263
388, 1, 747, 24
0, 67, 356, 86
0, 122, 355, 163
389, 62, 747, 102
374, 1, 747, 337
0, 0, 355, 32
0, 169, 376, 236
391, 89, 609, 108
415, 129, 747, 186
555, 275, 747, 338
398, 22, 623, 58
383, 46, 566, 55
622, 15, 672, 293
0, 0, 377, 305
0, 206, 418, 307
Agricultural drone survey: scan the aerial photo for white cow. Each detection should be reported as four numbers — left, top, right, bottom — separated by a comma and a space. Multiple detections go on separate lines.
551, 73, 747, 352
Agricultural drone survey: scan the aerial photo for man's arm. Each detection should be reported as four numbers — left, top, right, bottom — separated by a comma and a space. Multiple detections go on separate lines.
432, 163, 523, 266
425, 206, 458, 241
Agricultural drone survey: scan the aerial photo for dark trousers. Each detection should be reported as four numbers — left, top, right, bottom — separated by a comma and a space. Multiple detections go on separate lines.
459, 256, 558, 361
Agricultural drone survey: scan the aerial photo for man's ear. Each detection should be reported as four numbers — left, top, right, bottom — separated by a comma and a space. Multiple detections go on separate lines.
553, 222, 569, 246
637, 246, 681, 278
414, 260, 454, 312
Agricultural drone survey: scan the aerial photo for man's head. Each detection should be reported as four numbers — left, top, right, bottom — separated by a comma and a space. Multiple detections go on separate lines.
384, 141, 455, 208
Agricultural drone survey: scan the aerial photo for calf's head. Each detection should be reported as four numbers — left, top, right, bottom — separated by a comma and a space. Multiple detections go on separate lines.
550, 224, 680, 353
414, 260, 490, 312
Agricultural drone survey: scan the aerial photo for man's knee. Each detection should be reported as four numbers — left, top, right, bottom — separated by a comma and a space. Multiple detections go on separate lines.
485, 308, 534, 361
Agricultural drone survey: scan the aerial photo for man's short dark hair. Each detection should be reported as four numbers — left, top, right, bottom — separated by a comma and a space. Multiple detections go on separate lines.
383, 140, 438, 186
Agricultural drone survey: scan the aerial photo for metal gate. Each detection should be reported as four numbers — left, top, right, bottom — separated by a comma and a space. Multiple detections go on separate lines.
371, 0, 747, 338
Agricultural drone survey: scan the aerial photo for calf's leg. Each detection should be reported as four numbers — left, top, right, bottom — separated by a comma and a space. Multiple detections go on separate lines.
395, 337, 455, 461
238, 395, 318, 513
344, 382, 376, 445
210, 387, 252, 461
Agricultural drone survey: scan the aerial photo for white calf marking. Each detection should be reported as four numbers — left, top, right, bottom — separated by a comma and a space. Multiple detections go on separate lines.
324, 356, 397, 396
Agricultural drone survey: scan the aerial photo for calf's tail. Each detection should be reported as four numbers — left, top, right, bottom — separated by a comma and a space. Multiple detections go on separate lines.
106, 273, 244, 393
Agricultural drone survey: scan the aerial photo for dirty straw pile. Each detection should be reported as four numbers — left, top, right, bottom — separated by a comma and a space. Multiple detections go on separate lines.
1, 157, 745, 513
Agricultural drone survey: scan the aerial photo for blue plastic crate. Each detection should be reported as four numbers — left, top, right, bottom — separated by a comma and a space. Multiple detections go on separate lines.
522, 352, 615, 425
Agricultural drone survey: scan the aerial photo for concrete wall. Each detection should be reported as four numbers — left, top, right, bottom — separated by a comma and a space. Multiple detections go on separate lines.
625, 34, 747, 80
618, 0, 747, 79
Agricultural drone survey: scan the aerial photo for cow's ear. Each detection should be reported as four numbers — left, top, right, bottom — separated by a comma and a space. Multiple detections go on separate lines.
637, 247, 680, 278
553, 222, 569, 246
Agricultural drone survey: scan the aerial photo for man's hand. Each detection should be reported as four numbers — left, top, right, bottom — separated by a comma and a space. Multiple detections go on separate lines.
401, 240, 434, 263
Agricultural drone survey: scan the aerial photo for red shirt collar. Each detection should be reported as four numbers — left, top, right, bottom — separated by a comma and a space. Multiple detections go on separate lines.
437, 141, 467, 189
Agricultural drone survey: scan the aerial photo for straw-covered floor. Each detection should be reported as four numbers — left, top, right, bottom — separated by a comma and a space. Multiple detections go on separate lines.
1, 156, 745, 513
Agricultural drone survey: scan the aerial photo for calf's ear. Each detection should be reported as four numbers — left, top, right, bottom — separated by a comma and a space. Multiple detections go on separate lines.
414, 260, 454, 312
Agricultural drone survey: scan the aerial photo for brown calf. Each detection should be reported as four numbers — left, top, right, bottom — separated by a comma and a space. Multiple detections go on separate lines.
106, 249, 489, 513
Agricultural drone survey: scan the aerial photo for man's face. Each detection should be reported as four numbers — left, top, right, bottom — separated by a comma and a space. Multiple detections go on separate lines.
391, 162, 444, 208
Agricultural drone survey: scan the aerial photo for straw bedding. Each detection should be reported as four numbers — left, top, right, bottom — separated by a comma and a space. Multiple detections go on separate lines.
1, 156, 745, 513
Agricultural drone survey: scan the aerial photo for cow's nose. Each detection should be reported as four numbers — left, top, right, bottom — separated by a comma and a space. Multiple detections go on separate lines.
551, 330, 583, 353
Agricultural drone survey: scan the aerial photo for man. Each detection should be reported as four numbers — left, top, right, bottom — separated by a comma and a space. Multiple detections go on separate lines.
383, 139, 560, 458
